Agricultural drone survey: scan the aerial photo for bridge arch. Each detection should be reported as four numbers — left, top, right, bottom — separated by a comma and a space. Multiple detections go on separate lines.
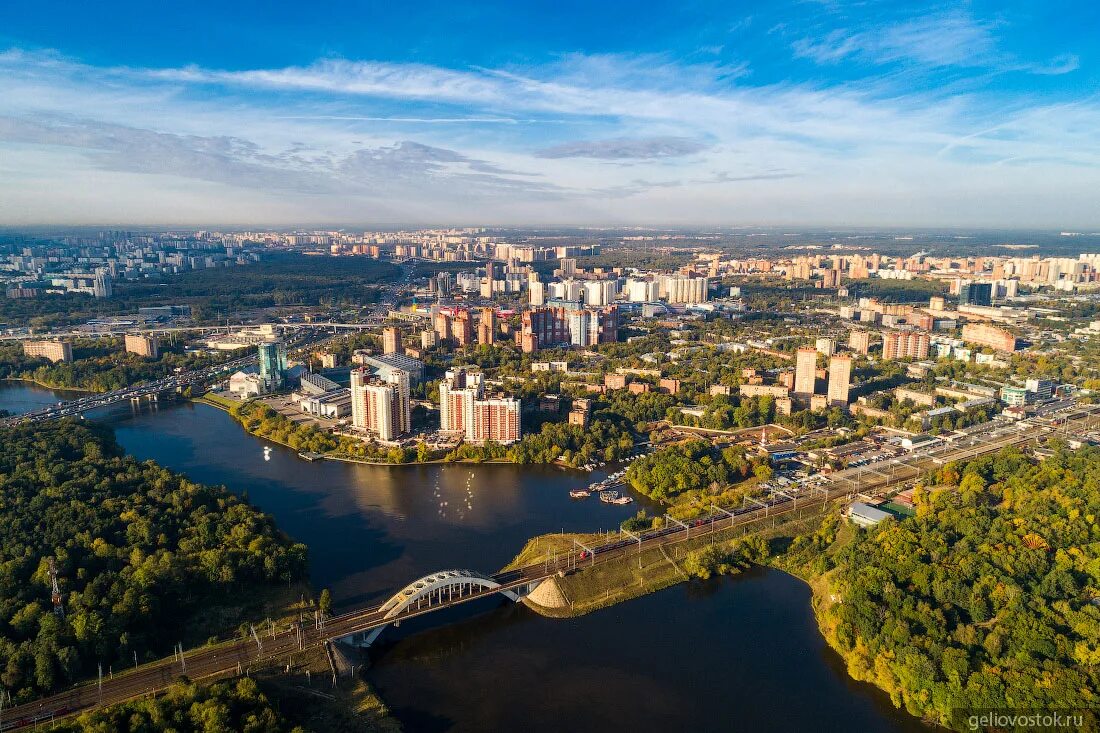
344, 569, 526, 647
379, 569, 518, 620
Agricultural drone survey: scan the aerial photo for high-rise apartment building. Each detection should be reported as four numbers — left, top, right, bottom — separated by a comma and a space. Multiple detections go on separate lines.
124, 334, 159, 358
882, 331, 930, 360
624, 278, 660, 302
439, 368, 483, 435
453, 310, 474, 347
93, 271, 113, 298
439, 368, 521, 444
583, 280, 616, 307
434, 311, 452, 343
471, 397, 522, 444
662, 275, 709, 304
794, 347, 817, 398
848, 329, 872, 355
350, 367, 410, 441
477, 307, 496, 345
528, 279, 546, 306
827, 355, 852, 407
382, 326, 402, 355
23, 339, 73, 363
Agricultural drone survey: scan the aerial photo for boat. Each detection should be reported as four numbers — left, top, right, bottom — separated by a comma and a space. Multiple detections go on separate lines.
569, 489, 590, 499
599, 490, 619, 503
263, 446, 272, 461
612, 496, 634, 505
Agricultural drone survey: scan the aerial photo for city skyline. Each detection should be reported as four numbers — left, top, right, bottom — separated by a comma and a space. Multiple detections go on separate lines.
1, 0, 1098, 228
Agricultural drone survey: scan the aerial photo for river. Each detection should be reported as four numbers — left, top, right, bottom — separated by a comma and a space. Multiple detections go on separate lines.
0, 381, 928, 732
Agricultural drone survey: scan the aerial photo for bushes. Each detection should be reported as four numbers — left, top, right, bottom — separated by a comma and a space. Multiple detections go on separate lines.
52, 677, 308, 732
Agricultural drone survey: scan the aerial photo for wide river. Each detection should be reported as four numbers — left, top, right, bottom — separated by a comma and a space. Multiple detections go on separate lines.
1, 382, 928, 732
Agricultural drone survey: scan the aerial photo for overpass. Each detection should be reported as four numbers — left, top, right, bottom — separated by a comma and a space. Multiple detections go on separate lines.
1, 404, 1097, 730
0, 355, 257, 427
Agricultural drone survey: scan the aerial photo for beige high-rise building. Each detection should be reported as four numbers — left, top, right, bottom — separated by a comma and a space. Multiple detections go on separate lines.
883, 331, 930, 360
23, 340, 72, 363
124, 334, 159, 358
439, 368, 521, 444
827, 355, 852, 407
794, 347, 817, 398
382, 326, 402, 355
477, 307, 496, 346
350, 367, 410, 441
848, 330, 871, 355
471, 396, 522, 444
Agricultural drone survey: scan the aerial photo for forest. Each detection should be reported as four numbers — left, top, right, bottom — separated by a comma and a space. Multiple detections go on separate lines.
0, 420, 308, 701
625, 440, 765, 502
52, 678, 308, 733
0, 253, 398, 329
811, 444, 1100, 730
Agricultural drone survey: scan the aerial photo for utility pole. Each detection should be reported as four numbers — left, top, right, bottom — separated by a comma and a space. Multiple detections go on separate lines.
250, 625, 263, 658
48, 558, 65, 619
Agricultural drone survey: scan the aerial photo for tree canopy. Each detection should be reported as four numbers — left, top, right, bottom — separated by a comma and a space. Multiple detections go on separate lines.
0, 420, 307, 700
814, 444, 1100, 729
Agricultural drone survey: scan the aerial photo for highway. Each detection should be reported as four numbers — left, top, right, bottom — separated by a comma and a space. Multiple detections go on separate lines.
0, 355, 258, 427
3, 402, 1095, 731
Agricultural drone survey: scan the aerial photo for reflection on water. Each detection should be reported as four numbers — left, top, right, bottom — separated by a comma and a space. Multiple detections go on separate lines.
368, 569, 929, 733
0, 383, 645, 606
0, 381, 926, 732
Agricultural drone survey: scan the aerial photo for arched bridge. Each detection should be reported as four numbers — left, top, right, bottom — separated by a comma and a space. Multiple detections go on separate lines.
344, 569, 530, 647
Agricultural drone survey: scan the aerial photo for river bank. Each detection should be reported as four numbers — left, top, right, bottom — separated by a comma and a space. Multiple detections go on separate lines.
513, 503, 835, 618
0, 380, 926, 732
2, 375, 97, 393
197, 392, 616, 471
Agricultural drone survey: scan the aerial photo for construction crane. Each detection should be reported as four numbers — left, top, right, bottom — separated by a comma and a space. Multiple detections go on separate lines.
48, 558, 65, 619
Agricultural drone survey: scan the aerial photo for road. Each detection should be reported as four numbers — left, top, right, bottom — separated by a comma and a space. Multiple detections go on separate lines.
3, 403, 1095, 730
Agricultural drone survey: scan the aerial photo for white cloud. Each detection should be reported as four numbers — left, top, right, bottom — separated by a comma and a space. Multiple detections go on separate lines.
0, 46, 1097, 227
535, 137, 709, 160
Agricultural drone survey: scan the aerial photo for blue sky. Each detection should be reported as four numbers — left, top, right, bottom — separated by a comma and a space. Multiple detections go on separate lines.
0, 0, 1097, 227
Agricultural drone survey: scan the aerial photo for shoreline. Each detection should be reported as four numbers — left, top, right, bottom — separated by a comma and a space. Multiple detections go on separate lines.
1, 375, 99, 394
194, 394, 590, 472
513, 503, 833, 619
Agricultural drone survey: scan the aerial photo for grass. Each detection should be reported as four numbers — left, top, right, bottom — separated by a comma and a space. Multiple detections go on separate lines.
501, 531, 605, 572
511, 502, 842, 618
196, 391, 244, 411
256, 645, 400, 733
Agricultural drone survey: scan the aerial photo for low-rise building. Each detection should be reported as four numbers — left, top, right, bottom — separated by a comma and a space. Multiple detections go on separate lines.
847, 502, 893, 528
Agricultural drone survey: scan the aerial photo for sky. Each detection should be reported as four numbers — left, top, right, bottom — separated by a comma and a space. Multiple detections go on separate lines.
0, 0, 1097, 228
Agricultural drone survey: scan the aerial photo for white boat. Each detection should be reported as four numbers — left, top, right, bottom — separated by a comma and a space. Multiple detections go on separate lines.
612, 496, 634, 505
569, 489, 590, 499
599, 490, 619, 503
